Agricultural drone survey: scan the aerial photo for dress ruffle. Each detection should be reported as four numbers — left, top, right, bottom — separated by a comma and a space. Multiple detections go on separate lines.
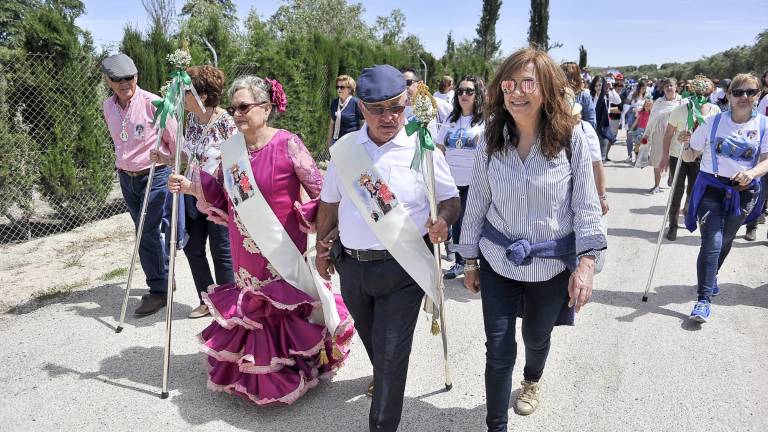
200, 280, 355, 406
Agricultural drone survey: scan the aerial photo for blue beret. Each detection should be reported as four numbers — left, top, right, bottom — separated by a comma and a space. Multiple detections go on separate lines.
101, 53, 137, 78
356, 65, 406, 103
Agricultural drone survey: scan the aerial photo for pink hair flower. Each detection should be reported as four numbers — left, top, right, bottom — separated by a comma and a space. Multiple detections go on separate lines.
265, 77, 287, 113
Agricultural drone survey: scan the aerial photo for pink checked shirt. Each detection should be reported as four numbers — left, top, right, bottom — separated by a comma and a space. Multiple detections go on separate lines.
103, 86, 178, 171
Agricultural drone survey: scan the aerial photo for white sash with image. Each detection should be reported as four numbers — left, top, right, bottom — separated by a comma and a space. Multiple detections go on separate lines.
220, 133, 341, 334
330, 132, 439, 305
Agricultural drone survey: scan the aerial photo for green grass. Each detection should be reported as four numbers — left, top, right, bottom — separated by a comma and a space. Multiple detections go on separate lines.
32, 279, 90, 301
98, 267, 128, 281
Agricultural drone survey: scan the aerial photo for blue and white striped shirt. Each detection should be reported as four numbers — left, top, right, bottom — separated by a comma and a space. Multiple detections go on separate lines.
458, 126, 606, 282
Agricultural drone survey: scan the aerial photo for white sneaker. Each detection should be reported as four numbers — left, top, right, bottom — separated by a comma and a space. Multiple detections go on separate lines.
188, 304, 210, 319
514, 380, 541, 416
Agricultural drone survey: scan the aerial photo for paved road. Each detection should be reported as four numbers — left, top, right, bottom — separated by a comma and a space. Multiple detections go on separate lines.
1, 143, 767, 432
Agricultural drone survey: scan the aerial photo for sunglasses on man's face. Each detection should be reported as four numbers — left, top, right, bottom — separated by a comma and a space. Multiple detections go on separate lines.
336, 85, 348, 90
363, 104, 406, 116
456, 87, 476, 96
405, 79, 417, 87
110, 75, 135, 83
226, 102, 268, 116
731, 88, 759, 98
500, 78, 537, 95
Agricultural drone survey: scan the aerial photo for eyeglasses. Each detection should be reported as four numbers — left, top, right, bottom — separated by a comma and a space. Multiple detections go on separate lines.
363, 104, 406, 116
110, 75, 135, 83
405, 79, 417, 87
731, 88, 759, 98
501, 78, 537, 95
335, 85, 348, 90
226, 102, 268, 116
456, 87, 476, 96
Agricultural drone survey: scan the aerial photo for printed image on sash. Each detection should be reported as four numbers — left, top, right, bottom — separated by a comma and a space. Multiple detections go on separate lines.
224, 158, 257, 206
354, 169, 399, 223
135, 124, 145, 138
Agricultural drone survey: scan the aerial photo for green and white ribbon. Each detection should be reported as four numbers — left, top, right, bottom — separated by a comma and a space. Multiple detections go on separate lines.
406, 119, 435, 171
681, 91, 708, 131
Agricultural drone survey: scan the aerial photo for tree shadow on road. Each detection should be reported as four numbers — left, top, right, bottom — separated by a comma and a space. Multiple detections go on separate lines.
42, 345, 487, 432
592, 283, 768, 329
607, 227, 763, 248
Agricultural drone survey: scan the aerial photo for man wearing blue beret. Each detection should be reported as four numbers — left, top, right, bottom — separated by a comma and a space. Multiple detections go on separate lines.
315, 64, 460, 431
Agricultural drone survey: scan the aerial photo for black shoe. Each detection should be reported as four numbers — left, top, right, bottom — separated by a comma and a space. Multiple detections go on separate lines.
666, 226, 678, 241
745, 227, 757, 241
134, 293, 167, 317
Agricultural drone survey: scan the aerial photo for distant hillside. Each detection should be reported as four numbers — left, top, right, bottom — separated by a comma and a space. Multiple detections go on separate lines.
593, 29, 768, 81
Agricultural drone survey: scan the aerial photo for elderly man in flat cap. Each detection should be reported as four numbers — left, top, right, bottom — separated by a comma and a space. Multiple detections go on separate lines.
102, 53, 178, 317
315, 64, 460, 432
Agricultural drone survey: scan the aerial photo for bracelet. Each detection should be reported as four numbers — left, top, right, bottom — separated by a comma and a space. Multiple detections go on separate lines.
599, 195, 608, 201
463, 263, 479, 272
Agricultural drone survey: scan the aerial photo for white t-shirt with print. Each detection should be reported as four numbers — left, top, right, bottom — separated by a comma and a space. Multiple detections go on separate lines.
435, 115, 484, 186
690, 112, 768, 177
757, 94, 768, 117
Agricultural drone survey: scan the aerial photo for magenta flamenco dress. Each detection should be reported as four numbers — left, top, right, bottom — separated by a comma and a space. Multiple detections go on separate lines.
197, 130, 354, 405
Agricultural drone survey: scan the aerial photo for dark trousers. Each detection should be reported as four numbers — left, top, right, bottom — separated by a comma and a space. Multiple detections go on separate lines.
335, 253, 424, 432
668, 156, 700, 227
119, 166, 171, 294
450, 185, 470, 265
696, 186, 757, 299
183, 208, 234, 303
480, 256, 570, 432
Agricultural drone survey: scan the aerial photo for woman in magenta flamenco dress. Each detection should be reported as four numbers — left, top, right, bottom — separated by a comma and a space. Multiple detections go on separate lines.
170, 75, 354, 405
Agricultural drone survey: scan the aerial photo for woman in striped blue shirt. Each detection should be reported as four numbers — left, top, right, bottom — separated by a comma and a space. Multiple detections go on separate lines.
458, 48, 606, 431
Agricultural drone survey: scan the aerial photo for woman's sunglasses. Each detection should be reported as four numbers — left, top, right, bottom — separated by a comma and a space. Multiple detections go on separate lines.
731, 88, 759, 98
335, 85, 348, 90
226, 102, 268, 116
110, 75, 135, 83
501, 78, 537, 95
456, 87, 476, 96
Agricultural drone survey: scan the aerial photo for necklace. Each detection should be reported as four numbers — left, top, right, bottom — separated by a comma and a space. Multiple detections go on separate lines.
113, 103, 129, 142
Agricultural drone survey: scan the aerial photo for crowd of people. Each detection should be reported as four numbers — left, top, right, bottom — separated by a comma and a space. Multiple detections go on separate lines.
99, 47, 768, 431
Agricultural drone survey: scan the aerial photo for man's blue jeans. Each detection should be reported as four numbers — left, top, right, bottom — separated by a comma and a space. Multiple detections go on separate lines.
118, 166, 171, 294
696, 186, 757, 299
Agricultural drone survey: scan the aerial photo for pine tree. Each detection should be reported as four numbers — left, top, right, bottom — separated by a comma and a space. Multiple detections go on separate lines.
473, 0, 502, 80
579, 45, 587, 68
527, 0, 561, 51
445, 31, 455, 62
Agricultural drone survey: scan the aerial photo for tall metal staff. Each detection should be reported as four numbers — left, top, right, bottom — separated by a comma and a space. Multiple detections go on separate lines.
408, 83, 452, 391
160, 74, 186, 399
642, 93, 708, 302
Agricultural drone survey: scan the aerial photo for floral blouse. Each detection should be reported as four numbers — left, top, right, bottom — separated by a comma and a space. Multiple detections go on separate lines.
183, 110, 238, 175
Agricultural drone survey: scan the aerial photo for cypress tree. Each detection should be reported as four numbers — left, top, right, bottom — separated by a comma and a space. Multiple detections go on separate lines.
473, 0, 502, 80
579, 45, 587, 68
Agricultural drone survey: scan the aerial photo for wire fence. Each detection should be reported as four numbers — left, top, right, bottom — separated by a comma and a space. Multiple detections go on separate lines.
0, 53, 126, 244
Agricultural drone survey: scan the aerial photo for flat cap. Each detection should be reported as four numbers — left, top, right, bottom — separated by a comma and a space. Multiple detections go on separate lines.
356, 65, 406, 103
101, 53, 137, 78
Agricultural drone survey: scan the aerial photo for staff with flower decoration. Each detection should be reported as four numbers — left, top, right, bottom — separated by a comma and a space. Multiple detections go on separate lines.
406, 82, 453, 390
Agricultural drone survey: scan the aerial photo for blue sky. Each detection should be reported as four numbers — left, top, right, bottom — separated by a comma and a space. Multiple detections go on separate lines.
76, 0, 768, 67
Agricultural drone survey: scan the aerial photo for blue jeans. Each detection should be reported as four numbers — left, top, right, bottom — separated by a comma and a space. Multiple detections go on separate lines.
184, 197, 234, 303
480, 256, 570, 432
119, 166, 171, 294
625, 112, 637, 157
450, 185, 470, 265
696, 186, 757, 299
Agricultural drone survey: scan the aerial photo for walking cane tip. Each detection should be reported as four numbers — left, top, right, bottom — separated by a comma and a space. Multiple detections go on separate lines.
445, 383, 453, 391
160, 391, 169, 399
115, 326, 123, 333
641, 296, 649, 303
